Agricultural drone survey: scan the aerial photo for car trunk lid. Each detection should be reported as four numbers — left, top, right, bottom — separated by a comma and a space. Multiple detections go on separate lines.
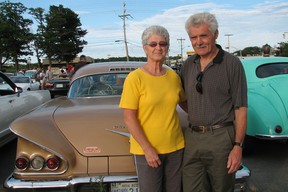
53, 97, 131, 157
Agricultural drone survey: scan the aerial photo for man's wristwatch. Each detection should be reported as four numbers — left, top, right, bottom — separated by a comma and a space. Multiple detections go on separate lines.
233, 141, 243, 148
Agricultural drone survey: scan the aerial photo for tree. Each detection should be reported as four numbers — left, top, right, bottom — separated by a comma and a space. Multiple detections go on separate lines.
276, 42, 288, 57
0, 1, 33, 71
29, 7, 46, 68
241, 46, 261, 57
44, 5, 87, 65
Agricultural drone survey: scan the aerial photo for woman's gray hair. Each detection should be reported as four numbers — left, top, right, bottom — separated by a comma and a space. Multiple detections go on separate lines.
141, 25, 170, 46
185, 12, 218, 34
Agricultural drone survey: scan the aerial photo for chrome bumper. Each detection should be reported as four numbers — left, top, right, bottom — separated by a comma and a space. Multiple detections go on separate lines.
5, 166, 250, 191
256, 134, 288, 140
5, 175, 137, 189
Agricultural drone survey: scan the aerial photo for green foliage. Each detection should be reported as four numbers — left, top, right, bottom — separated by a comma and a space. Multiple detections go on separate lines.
44, 5, 87, 64
241, 46, 261, 57
0, 1, 33, 70
29, 7, 46, 67
276, 42, 288, 57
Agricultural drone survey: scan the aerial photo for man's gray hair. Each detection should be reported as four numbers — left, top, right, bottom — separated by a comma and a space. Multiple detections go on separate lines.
185, 12, 218, 34
141, 25, 170, 46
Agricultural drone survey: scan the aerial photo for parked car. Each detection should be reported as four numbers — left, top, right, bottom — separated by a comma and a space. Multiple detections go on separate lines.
5, 62, 250, 192
241, 57, 288, 144
24, 69, 38, 82
10, 76, 40, 91
44, 74, 70, 98
0, 71, 51, 147
4, 72, 25, 77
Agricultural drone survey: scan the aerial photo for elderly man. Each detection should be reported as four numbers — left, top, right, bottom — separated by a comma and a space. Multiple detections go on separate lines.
180, 12, 248, 192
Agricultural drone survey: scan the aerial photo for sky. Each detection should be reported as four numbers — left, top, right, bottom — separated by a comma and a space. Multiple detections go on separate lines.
8, 0, 288, 62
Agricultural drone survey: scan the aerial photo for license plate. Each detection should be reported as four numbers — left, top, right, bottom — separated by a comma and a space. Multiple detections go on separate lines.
56, 84, 64, 88
111, 182, 139, 192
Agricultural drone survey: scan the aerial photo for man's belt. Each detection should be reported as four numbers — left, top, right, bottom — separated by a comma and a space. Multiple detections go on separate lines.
189, 121, 234, 133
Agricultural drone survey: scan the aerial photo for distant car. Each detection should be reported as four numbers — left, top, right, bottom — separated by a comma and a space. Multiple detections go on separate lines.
5, 62, 250, 192
0, 71, 51, 147
24, 69, 38, 82
4, 72, 25, 77
241, 57, 288, 144
44, 74, 70, 98
10, 76, 40, 91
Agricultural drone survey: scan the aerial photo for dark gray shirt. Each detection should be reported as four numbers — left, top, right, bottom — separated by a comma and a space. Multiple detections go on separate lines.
180, 45, 247, 126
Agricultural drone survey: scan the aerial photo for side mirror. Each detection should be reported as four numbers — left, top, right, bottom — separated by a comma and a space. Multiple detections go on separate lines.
15, 87, 23, 97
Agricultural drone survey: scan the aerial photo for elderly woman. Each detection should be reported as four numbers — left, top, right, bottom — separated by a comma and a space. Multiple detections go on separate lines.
119, 25, 186, 192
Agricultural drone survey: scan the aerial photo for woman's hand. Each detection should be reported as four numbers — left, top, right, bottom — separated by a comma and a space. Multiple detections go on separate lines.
143, 146, 161, 168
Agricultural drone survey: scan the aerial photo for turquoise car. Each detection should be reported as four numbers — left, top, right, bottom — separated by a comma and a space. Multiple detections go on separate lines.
241, 57, 288, 141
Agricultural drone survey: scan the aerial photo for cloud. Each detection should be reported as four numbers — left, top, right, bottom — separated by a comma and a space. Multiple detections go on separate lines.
73, 2, 288, 58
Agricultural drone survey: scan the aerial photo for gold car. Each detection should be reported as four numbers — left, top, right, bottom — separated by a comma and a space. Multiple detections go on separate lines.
5, 62, 250, 192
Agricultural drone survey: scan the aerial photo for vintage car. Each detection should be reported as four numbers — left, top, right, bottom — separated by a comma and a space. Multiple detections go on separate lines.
5, 62, 250, 192
0, 71, 51, 147
241, 57, 288, 144
10, 76, 40, 91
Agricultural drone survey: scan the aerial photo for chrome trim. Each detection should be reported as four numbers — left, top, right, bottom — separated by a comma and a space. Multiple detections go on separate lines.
106, 129, 130, 137
255, 134, 288, 140
5, 175, 137, 189
5, 167, 250, 190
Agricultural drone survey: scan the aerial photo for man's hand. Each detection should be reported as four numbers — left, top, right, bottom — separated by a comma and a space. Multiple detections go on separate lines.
227, 146, 242, 174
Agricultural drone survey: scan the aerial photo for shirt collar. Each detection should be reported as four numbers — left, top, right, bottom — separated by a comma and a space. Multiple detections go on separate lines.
193, 44, 224, 64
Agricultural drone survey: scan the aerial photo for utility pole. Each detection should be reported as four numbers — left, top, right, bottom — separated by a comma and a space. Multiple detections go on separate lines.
224, 34, 233, 53
177, 38, 185, 63
119, 2, 132, 61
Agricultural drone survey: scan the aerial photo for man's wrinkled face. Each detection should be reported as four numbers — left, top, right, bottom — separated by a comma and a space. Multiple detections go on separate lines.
188, 24, 218, 57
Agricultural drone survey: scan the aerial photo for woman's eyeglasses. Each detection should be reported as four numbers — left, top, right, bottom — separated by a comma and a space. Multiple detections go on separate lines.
196, 72, 203, 94
146, 41, 168, 48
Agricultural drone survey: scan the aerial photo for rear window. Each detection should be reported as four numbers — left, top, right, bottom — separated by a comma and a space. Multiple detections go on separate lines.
256, 63, 288, 78
68, 73, 128, 98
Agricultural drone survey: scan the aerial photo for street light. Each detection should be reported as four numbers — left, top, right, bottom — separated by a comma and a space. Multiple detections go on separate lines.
224, 34, 233, 53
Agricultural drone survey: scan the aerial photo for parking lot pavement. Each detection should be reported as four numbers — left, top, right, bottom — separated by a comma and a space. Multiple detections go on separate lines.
243, 138, 288, 192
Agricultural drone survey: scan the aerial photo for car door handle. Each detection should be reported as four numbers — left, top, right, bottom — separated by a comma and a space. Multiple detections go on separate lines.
9, 99, 15, 103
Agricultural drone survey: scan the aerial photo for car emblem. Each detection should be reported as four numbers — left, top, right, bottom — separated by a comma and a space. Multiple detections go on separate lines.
83, 146, 101, 154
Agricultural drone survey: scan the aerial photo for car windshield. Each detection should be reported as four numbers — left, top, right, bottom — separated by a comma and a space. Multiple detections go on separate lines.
68, 73, 128, 98
10, 76, 30, 83
256, 63, 288, 78
0, 77, 14, 92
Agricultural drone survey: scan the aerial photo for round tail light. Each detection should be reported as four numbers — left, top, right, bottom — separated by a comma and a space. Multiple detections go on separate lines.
31, 156, 45, 170
275, 125, 282, 133
15, 156, 29, 170
46, 157, 60, 170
